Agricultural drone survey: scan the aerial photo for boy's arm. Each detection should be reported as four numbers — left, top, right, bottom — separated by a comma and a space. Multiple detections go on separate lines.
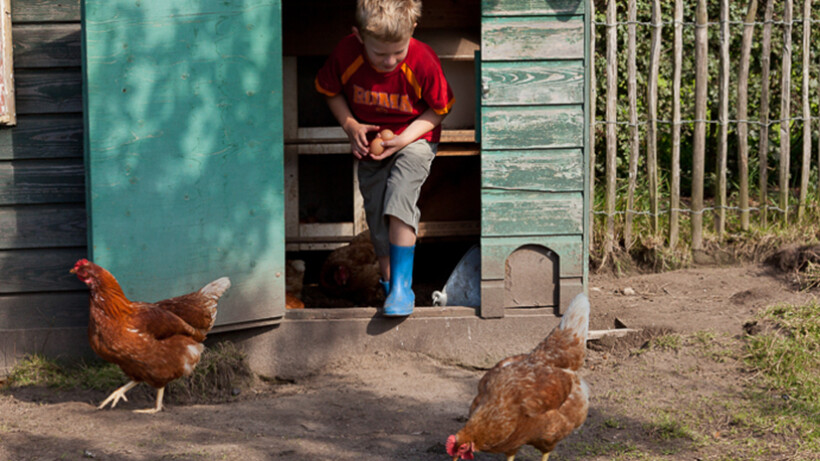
325, 94, 380, 159
370, 107, 447, 161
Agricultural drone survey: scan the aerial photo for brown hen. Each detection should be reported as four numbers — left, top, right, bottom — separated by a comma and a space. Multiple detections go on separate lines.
319, 230, 385, 306
447, 293, 590, 461
71, 259, 231, 413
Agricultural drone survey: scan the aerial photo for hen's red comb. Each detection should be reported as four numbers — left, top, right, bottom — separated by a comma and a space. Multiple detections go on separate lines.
446, 435, 457, 456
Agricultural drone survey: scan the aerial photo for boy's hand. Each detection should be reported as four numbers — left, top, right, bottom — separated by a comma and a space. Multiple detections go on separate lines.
369, 130, 407, 161
343, 121, 380, 159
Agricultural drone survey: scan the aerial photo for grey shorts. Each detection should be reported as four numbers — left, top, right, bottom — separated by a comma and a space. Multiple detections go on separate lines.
357, 140, 437, 257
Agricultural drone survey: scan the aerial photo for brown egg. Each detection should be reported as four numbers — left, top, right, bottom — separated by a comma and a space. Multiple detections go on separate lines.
369, 137, 385, 156
380, 129, 395, 141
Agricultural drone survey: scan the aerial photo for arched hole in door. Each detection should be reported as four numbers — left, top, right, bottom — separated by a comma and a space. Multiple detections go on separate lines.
504, 245, 559, 308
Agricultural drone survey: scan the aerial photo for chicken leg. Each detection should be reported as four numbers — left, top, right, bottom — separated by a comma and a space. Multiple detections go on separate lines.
134, 387, 165, 414
98, 380, 138, 410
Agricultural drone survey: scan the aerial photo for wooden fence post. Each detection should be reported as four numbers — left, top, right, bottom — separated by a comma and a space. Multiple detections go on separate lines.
604, 0, 618, 263
716, 0, 729, 238
625, 0, 639, 250
737, 0, 757, 232
647, 0, 661, 236
670, 0, 682, 247
589, 0, 596, 253
692, 0, 708, 250
779, 0, 793, 222
759, 0, 774, 227
799, 0, 812, 221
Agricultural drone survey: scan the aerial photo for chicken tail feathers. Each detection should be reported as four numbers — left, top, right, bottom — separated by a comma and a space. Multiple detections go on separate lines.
559, 293, 590, 345
201, 277, 231, 301
530, 293, 590, 370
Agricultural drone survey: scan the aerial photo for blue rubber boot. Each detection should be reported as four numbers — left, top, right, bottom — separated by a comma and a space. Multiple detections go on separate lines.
383, 244, 415, 317
379, 279, 390, 297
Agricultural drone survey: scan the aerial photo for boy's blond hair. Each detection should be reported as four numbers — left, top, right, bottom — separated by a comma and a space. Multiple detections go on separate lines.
356, 0, 422, 43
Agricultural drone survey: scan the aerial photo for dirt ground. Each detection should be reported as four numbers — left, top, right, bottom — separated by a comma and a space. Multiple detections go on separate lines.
1, 262, 817, 461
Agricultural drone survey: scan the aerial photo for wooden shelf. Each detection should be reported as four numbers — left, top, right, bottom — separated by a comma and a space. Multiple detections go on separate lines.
288, 127, 476, 145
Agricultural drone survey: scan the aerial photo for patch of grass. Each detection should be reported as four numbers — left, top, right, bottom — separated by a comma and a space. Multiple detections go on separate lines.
649, 334, 682, 352
603, 417, 623, 429
643, 411, 694, 441
5, 342, 254, 404
576, 439, 639, 458
167, 341, 253, 403
742, 301, 820, 455
690, 331, 738, 363
744, 302, 820, 406
5, 354, 123, 390
6, 354, 70, 387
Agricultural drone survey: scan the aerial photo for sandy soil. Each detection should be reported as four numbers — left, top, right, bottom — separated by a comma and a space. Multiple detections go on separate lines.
1, 262, 817, 461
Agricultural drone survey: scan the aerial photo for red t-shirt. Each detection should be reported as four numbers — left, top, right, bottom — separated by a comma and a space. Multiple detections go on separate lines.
315, 34, 455, 143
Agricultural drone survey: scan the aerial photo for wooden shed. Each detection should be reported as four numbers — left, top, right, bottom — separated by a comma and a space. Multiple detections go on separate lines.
0, 0, 589, 373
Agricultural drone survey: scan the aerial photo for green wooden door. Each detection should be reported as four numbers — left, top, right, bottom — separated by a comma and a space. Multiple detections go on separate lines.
479, 0, 588, 317
82, 0, 285, 329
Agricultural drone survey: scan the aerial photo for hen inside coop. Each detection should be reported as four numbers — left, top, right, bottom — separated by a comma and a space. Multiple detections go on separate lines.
282, 0, 481, 308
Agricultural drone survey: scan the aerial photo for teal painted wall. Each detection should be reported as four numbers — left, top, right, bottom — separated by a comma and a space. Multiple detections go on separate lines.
480, 0, 588, 315
82, 0, 286, 328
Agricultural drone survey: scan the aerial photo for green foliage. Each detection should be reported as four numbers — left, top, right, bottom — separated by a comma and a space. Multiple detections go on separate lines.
592, 0, 820, 196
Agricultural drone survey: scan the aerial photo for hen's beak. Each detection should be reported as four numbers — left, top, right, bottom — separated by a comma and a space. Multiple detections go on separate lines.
69, 268, 76, 274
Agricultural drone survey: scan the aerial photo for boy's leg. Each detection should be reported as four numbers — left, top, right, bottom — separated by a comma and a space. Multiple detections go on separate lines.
389, 216, 416, 246
382, 141, 437, 316
357, 159, 393, 281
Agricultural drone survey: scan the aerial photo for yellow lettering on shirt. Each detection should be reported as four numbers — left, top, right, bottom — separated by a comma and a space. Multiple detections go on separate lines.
352, 84, 414, 114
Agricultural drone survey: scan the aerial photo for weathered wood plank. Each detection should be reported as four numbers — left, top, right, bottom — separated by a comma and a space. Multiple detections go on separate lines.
1, 0, 15, 126
0, 328, 93, 374
0, 114, 83, 160
482, 0, 584, 16
482, 190, 583, 236
0, 247, 87, 293
482, 16, 583, 61
15, 70, 83, 114
0, 292, 88, 329
481, 105, 583, 149
481, 60, 583, 106
0, 159, 84, 205
11, 0, 81, 23
12, 23, 81, 68
481, 235, 584, 279
482, 148, 583, 192
0, 204, 86, 249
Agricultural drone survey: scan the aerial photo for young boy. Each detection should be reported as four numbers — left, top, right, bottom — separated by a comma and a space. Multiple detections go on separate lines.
315, 0, 454, 316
